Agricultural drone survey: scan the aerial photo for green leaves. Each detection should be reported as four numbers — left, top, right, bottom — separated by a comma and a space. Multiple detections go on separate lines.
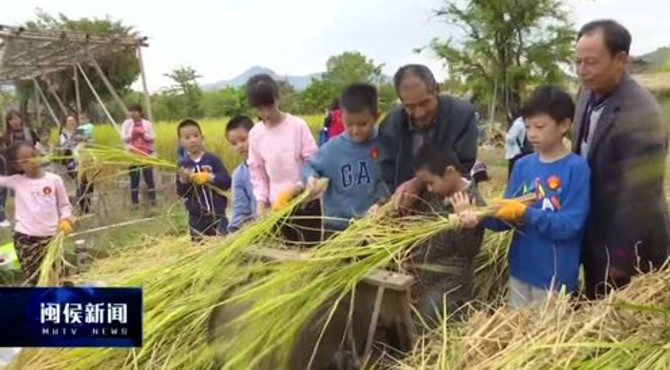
432, 0, 576, 121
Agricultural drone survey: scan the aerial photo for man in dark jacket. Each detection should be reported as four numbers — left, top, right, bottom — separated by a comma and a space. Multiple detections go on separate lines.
378, 65, 479, 322
574, 20, 670, 299
378, 64, 478, 211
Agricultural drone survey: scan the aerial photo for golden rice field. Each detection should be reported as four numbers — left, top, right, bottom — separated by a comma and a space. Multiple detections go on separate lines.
91, 115, 325, 170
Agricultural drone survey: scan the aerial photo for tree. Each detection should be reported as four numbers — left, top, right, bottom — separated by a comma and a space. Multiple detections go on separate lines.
300, 51, 386, 113
300, 78, 340, 114
164, 66, 203, 118
430, 0, 575, 124
324, 51, 385, 87
378, 83, 398, 112
151, 90, 183, 122
18, 10, 141, 123
201, 87, 249, 119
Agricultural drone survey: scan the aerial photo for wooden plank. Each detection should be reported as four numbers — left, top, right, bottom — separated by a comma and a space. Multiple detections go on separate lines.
363, 270, 414, 291
363, 286, 385, 360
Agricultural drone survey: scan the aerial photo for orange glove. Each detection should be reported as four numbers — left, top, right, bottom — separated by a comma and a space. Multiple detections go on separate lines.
273, 189, 299, 212
191, 172, 212, 185
494, 199, 527, 222
58, 219, 74, 235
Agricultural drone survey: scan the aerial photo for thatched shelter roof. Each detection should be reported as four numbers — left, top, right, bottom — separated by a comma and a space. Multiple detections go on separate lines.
0, 24, 147, 83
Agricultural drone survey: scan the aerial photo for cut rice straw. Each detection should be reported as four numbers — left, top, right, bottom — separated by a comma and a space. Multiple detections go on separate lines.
12, 191, 311, 370
394, 264, 670, 370
16, 191, 534, 369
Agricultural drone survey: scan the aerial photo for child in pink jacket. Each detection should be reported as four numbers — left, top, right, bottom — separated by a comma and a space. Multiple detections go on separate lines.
0, 143, 73, 285
246, 74, 317, 215
120, 104, 157, 208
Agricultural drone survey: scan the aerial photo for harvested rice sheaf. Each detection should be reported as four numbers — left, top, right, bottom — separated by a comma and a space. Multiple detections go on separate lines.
395, 267, 670, 370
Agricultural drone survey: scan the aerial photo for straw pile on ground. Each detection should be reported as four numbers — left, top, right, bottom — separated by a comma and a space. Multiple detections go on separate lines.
394, 266, 670, 370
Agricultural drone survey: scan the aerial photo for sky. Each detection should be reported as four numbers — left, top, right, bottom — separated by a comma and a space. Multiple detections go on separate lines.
3, 0, 670, 92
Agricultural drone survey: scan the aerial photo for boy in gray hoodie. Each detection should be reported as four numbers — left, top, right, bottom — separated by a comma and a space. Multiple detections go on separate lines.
303, 83, 388, 233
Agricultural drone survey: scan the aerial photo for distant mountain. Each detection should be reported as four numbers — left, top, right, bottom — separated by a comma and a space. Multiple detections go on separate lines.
201, 66, 322, 91
630, 47, 670, 73
201, 66, 392, 91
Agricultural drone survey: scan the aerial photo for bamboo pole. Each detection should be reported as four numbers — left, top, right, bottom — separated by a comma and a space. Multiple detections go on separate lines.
87, 55, 128, 116
0, 90, 6, 120
43, 75, 68, 118
136, 45, 154, 122
77, 63, 120, 134
33, 82, 41, 127
69, 215, 166, 237
33, 78, 60, 128
73, 65, 81, 116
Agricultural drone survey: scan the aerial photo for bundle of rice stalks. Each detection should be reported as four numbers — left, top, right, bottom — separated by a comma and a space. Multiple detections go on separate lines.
12, 194, 308, 370
473, 231, 512, 303
395, 267, 670, 370
36, 233, 68, 286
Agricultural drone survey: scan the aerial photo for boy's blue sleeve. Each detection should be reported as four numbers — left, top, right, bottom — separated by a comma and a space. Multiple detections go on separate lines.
523, 162, 590, 242
229, 168, 251, 232
209, 154, 232, 189
302, 145, 328, 183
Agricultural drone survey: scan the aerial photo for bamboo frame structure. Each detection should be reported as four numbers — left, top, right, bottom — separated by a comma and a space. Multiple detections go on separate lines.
0, 24, 152, 131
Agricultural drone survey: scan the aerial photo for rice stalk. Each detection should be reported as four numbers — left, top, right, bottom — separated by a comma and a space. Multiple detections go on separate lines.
394, 266, 670, 370
35, 234, 69, 287
13, 194, 309, 370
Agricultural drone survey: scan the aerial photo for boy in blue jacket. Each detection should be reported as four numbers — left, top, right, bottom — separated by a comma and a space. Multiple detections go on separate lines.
303, 83, 388, 233
457, 85, 590, 308
225, 116, 256, 233
176, 119, 232, 241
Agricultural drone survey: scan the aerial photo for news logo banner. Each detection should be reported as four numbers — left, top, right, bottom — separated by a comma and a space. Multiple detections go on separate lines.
0, 287, 142, 347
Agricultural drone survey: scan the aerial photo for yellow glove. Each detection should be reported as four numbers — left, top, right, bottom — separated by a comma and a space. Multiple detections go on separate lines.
272, 189, 298, 212
494, 199, 527, 222
58, 219, 74, 235
192, 172, 212, 185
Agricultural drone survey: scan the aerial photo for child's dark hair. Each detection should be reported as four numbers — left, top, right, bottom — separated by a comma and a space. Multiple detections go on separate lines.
4, 110, 24, 143
329, 97, 340, 111
177, 119, 202, 136
4, 110, 21, 126
340, 83, 379, 115
6, 142, 34, 174
413, 144, 462, 176
521, 85, 575, 123
226, 116, 254, 133
246, 74, 280, 107
128, 103, 143, 114
59, 115, 78, 135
